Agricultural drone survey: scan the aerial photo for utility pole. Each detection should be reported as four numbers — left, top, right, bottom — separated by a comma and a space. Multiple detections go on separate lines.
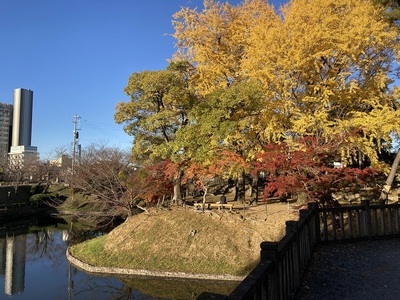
71, 114, 81, 178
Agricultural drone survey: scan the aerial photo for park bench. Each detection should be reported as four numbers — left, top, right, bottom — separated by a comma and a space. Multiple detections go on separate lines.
193, 202, 234, 211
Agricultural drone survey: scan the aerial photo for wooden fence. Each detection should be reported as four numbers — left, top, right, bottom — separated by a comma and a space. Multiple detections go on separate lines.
221, 200, 400, 299
319, 200, 400, 242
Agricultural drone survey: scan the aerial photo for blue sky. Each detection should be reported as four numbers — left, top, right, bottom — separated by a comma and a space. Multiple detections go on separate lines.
0, 0, 286, 159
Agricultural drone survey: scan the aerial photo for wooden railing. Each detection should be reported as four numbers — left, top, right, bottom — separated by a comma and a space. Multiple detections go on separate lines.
319, 200, 400, 242
222, 200, 400, 299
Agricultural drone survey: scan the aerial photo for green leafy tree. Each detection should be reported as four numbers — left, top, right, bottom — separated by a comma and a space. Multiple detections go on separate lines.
373, 0, 400, 24
115, 62, 196, 204
172, 81, 264, 200
115, 62, 194, 162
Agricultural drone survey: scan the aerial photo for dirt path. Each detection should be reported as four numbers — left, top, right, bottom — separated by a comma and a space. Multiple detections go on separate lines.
215, 199, 300, 241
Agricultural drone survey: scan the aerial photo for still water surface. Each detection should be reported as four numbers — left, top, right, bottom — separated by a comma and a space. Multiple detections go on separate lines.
0, 217, 238, 300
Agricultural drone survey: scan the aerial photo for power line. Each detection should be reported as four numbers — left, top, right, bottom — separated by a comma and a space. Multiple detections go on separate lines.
81, 119, 123, 130
80, 119, 130, 142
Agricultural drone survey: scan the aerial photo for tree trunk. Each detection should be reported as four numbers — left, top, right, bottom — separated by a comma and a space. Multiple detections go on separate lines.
233, 178, 239, 201
172, 173, 182, 205
201, 186, 208, 211
250, 172, 259, 205
242, 171, 246, 203
379, 149, 400, 204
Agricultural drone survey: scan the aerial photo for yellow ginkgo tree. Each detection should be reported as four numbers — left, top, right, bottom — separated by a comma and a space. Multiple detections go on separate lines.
242, 0, 400, 167
170, 0, 399, 203
172, 0, 279, 96
172, 0, 399, 166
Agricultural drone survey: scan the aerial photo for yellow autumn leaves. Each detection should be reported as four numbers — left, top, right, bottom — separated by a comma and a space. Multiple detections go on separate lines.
172, 0, 400, 166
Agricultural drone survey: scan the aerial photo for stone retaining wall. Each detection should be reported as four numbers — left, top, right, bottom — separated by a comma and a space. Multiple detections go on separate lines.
66, 248, 244, 281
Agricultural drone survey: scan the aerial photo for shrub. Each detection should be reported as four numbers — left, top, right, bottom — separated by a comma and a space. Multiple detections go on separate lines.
30, 184, 46, 194
29, 194, 51, 203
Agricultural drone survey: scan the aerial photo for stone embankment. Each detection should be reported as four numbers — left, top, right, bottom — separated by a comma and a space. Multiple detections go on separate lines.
66, 248, 245, 281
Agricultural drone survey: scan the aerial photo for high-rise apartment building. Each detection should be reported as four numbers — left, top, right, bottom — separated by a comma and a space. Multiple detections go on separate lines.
8, 88, 37, 168
0, 103, 13, 166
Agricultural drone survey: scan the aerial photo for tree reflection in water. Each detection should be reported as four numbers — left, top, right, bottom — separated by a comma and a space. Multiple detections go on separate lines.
0, 217, 238, 299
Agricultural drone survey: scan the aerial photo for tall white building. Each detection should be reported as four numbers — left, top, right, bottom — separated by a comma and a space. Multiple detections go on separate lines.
8, 88, 38, 169
11, 88, 33, 148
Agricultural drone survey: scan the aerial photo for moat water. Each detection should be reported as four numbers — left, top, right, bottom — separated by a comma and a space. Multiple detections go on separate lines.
0, 216, 238, 299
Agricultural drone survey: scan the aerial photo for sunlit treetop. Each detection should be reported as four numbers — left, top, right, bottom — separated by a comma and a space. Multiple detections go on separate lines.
242, 0, 400, 165
172, 0, 399, 168
172, 0, 279, 95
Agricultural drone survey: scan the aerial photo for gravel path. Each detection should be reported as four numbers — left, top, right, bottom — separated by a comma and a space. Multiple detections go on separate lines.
295, 238, 400, 300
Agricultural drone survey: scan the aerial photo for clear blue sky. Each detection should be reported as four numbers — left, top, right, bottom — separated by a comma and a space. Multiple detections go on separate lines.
0, 0, 286, 159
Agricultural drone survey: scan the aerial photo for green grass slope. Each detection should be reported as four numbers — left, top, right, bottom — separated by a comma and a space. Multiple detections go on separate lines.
69, 204, 297, 277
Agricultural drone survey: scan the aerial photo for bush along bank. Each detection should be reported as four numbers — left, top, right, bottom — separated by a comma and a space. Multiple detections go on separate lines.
0, 184, 68, 222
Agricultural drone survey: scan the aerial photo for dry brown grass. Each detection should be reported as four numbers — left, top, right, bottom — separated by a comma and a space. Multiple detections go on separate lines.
70, 201, 298, 277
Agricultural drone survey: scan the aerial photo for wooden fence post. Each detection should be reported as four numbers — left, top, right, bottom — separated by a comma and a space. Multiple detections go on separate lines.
286, 221, 300, 297
260, 241, 278, 262
361, 200, 372, 239
308, 202, 320, 243
260, 241, 279, 299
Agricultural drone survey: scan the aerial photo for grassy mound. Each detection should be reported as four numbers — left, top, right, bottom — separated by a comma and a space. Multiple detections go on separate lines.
69, 204, 297, 277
